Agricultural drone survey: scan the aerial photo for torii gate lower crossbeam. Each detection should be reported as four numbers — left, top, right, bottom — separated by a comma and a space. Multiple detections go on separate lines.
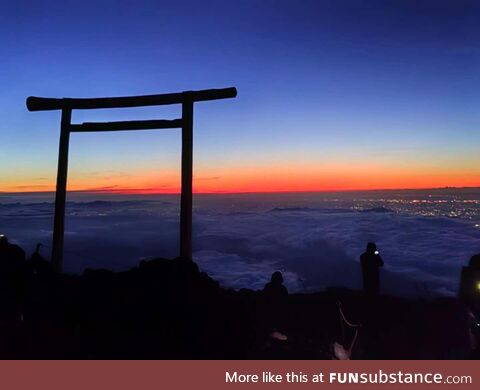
26, 87, 237, 273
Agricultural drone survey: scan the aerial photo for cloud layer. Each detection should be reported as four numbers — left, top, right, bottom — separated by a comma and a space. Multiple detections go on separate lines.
1, 193, 479, 297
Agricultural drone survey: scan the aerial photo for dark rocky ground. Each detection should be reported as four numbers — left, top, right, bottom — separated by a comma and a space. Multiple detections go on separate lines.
0, 243, 477, 359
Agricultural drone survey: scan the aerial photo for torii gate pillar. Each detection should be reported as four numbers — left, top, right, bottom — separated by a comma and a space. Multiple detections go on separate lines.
51, 108, 72, 271
180, 100, 193, 260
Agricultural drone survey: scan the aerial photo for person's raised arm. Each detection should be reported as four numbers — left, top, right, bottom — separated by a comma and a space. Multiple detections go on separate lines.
377, 254, 384, 267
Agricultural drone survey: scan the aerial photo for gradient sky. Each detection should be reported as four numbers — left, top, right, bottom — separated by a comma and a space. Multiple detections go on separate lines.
1, 0, 480, 193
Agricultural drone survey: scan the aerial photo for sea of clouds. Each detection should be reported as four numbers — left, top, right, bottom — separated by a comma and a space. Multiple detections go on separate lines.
1, 191, 479, 297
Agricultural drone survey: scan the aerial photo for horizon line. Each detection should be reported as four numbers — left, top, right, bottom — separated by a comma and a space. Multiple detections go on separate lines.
2, 185, 480, 196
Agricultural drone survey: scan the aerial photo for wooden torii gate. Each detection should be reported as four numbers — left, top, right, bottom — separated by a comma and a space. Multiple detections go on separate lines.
26, 87, 237, 273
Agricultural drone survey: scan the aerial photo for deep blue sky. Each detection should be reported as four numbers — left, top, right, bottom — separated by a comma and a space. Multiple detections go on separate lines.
1, 0, 480, 192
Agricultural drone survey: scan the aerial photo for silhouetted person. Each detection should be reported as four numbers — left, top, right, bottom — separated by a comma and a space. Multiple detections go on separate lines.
459, 254, 480, 306
261, 271, 289, 339
28, 243, 52, 276
31, 243, 43, 261
0, 234, 25, 264
0, 234, 26, 285
459, 254, 480, 358
0, 235, 26, 321
360, 243, 384, 297
263, 271, 288, 299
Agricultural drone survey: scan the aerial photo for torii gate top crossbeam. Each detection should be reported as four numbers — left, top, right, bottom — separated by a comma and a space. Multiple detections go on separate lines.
26, 87, 237, 111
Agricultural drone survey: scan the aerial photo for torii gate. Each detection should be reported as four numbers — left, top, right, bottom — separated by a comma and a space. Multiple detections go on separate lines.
26, 87, 237, 273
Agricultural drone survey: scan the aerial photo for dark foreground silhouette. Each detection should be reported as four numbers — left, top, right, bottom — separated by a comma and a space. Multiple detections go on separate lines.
0, 236, 478, 359
360, 242, 384, 297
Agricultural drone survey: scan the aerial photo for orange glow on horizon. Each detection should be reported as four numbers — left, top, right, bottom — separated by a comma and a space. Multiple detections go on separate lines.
2, 163, 479, 194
